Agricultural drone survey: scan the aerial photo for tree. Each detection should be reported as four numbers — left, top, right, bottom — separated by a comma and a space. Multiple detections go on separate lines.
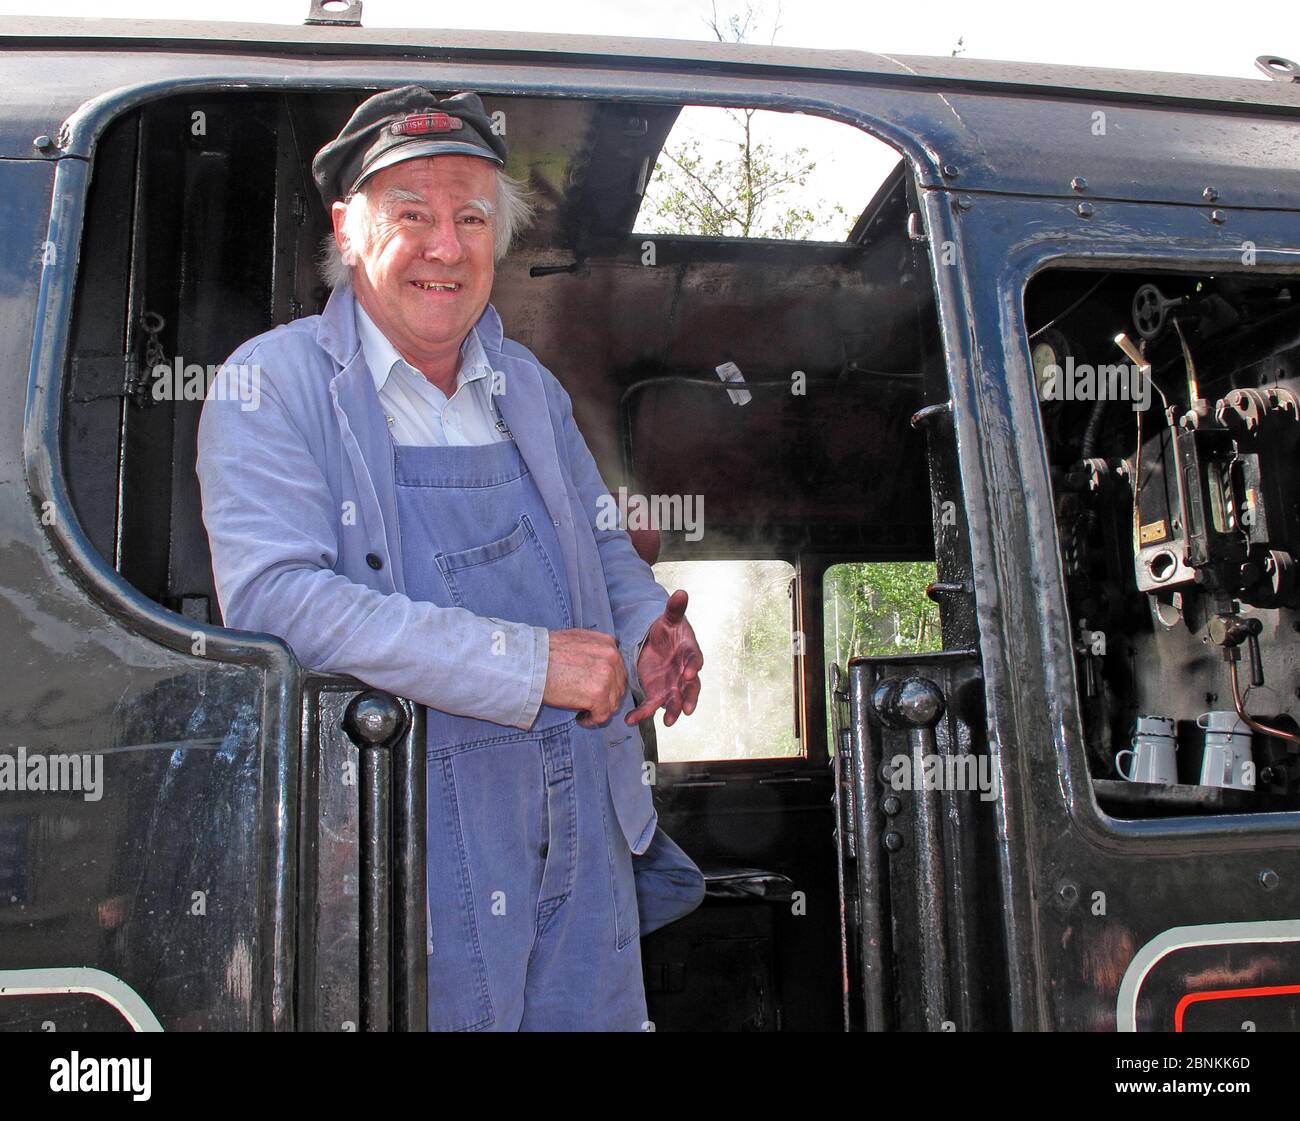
638, 2, 849, 241
825, 562, 943, 669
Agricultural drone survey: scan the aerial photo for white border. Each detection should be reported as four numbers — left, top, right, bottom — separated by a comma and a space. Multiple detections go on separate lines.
1116, 919, 1300, 1031
0, 967, 164, 1031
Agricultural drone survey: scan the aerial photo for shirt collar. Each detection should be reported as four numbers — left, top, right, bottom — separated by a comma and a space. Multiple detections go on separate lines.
353, 299, 491, 395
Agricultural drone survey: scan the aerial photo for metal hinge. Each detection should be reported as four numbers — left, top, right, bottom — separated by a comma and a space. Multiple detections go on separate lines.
1256, 55, 1300, 82
305, 0, 363, 26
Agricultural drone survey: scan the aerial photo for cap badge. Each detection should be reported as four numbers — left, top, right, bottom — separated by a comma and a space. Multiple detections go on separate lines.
390, 112, 465, 136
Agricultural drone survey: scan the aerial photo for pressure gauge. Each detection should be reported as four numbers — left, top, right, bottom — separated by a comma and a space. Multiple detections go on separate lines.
1029, 328, 1071, 402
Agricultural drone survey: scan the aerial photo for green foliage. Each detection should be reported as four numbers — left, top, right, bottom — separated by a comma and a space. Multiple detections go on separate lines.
823, 561, 943, 757
824, 561, 943, 669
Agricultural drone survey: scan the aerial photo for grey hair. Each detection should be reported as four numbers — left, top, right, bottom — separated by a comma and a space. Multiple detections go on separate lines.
318, 168, 535, 289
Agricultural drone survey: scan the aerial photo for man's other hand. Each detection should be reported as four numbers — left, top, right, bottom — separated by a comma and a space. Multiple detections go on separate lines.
626, 590, 703, 727
543, 629, 628, 727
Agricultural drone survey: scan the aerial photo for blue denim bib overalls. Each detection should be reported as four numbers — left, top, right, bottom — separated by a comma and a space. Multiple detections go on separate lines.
392, 436, 646, 1032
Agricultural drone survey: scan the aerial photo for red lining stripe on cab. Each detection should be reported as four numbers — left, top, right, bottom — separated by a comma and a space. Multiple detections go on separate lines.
1174, 984, 1300, 1031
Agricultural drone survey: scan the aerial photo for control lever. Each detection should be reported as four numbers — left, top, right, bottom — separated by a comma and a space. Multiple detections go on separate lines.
1208, 614, 1300, 745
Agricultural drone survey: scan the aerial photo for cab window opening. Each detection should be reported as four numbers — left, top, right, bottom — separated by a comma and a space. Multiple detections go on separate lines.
1025, 265, 1300, 819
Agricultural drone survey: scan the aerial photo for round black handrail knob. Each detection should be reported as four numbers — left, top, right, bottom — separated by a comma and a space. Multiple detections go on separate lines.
871, 676, 946, 730
342, 689, 409, 750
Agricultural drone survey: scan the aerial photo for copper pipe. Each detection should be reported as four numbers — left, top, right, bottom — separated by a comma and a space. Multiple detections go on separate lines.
1230, 659, 1300, 745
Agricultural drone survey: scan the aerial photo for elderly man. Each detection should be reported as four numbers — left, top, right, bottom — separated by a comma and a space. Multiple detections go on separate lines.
197, 87, 705, 1031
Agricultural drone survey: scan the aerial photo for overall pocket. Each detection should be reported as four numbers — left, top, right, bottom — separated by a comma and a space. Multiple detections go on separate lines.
436, 513, 571, 631
597, 739, 641, 951
426, 755, 496, 1031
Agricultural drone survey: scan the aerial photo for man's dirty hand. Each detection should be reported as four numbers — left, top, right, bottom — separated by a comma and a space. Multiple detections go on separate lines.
627, 590, 703, 727
544, 628, 628, 727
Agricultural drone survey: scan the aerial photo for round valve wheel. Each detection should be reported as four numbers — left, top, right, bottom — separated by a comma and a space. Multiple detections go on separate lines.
1132, 283, 1167, 339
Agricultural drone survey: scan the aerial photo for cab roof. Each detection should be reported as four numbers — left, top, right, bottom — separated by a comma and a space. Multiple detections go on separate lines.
2, 15, 1299, 113
2, 16, 1298, 212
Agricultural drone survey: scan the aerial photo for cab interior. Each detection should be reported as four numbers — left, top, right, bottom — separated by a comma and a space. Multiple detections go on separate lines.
62, 89, 963, 1031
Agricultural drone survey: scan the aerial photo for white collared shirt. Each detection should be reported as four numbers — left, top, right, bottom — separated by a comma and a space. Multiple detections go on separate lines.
354, 300, 506, 447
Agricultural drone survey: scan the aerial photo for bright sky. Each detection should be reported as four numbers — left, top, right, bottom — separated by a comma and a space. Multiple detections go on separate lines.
0, 0, 1291, 78
1, 0, 1293, 238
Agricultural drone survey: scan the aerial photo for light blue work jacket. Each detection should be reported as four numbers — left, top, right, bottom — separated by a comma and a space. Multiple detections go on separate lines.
196, 283, 667, 853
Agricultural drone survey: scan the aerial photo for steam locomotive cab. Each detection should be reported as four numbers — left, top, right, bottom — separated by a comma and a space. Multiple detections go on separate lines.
2, 17, 1299, 1033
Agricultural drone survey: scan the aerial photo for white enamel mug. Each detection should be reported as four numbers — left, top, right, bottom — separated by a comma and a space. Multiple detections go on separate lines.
1115, 715, 1178, 785
1197, 711, 1255, 790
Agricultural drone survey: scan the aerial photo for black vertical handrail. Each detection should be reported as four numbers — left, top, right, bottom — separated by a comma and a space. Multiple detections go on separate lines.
847, 661, 892, 1031
829, 663, 854, 1031
393, 702, 427, 1031
342, 689, 410, 1032
872, 674, 951, 1031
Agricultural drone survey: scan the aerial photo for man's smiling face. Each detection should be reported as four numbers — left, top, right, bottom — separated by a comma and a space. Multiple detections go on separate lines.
333, 155, 498, 378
